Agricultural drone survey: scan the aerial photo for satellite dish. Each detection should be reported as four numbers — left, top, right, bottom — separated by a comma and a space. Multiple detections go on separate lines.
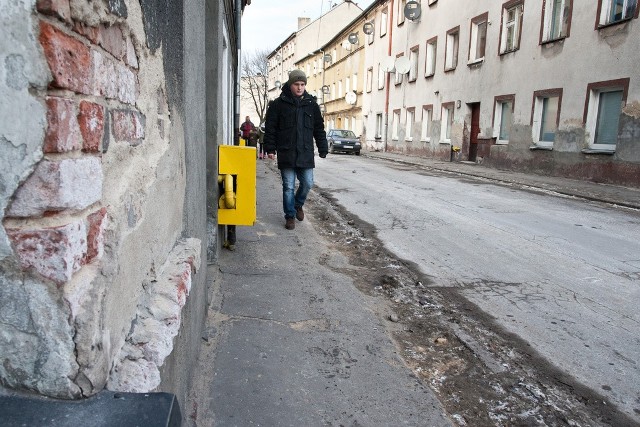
395, 56, 410, 74
363, 22, 374, 35
323, 54, 332, 63
322, 85, 330, 94
345, 91, 357, 105
404, 1, 422, 21
348, 33, 359, 45
275, 80, 281, 88
381, 56, 395, 72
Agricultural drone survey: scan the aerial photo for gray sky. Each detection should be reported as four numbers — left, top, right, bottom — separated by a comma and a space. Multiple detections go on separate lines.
241, 0, 376, 53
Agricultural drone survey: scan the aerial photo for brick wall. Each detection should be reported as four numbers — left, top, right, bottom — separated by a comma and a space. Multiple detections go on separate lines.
1, 0, 201, 400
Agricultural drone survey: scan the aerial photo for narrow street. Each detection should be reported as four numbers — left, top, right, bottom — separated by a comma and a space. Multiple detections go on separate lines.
312, 153, 640, 425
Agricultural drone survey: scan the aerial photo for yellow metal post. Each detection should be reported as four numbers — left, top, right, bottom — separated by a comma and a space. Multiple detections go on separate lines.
218, 145, 256, 225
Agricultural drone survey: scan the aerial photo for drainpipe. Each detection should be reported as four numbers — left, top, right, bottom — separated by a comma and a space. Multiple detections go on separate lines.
383, 0, 395, 152
235, 0, 242, 145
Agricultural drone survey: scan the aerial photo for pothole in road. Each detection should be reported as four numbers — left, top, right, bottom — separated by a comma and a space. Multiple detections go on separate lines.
307, 188, 636, 427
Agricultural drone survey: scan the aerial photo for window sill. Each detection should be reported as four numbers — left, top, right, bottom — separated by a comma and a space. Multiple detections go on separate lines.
444, 67, 457, 73
392, 137, 399, 141
467, 58, 484, 66
439, 141, 451, 145
405, 137, 413, 142
598, 17, 636, 30
425, 73, 435, 79
582, 148, 615, 155
541, 36, 567, 45
421, 138, 431, 143
529, 144, 553, 151
495, 139, 509, 145
499, 48, 519, 56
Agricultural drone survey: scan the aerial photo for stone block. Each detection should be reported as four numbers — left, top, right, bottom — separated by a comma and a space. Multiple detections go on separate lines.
7, 220, 87, 285
7, 157, 103, 217
86, 207, 108, 262
111, 108, 145, 145
78, 100, 106, 152
92, 50, 137, 104
39, 21, 92, 94
36, 0, 72, 23
44, 96, 82, 153
97, 24, 126, 60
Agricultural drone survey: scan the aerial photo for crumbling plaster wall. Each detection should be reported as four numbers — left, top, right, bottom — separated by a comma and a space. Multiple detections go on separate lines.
1, 0, 206, 400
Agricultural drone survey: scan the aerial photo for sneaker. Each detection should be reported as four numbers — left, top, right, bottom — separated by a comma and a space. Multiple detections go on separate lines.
295, 206, 304, 221
285, 217, 295, 230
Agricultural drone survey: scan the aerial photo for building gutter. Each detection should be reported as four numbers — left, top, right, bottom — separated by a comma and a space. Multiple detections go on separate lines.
384, 0, 394, 152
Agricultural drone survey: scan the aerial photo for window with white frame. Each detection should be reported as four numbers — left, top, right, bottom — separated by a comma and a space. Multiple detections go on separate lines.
406, 108, 415, 141
392, 110, 400, 140
395, 54, 404, 85
332, 49, 337, 63
346, 77, 350, 94
409, 46, 419, 82
542, 0, 571, 42
445, 27, 460, 71
493, 95, 515, 143
380, 7, 388, 37
376, 113, 383, 138
352, 73, 358, 93
352, 116, 357, 133
441, 103, 455, 142
367, 67, 373, 92
532, 89, 562, 147
598, 0, 638, 26
500, 1, 524, 54
584, 78, 629, 149
378, 63, 385, 90
469, 13, 488, 63
398, 0, 407, 25
425, 37, 437, 77
421, 105, 433, 141
331, 83, 336, 100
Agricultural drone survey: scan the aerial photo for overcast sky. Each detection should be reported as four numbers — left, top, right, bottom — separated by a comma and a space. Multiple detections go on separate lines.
241, 0, 376, 53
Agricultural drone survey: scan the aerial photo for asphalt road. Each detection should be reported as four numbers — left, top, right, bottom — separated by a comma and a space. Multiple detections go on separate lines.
314, 153, 640, 423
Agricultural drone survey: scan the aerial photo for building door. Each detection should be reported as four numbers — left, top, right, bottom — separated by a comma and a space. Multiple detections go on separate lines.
469, 103, 480, 161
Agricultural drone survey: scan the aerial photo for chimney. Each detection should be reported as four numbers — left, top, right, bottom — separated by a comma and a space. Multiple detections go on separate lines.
298, 17, 311, 29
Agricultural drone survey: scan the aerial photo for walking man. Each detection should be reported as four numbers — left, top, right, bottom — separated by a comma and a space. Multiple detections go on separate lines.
264, 70, 328, 230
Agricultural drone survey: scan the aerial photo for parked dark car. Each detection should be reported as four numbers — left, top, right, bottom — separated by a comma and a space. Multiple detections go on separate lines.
327, 129, 361, 155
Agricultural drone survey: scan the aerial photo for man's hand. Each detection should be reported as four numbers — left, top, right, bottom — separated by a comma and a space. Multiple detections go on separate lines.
268, 153, 275, 160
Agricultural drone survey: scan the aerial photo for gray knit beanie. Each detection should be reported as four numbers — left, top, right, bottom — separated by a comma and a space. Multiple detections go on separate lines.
287, 69, 307, 86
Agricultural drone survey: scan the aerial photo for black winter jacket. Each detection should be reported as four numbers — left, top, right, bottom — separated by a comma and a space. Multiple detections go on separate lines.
263, 86, 328, 169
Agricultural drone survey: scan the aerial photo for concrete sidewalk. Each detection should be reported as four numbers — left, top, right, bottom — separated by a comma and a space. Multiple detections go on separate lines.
362, 150, 640, 210
189, 160, 451, 426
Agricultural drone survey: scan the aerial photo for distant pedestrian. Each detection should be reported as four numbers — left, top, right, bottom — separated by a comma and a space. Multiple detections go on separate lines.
264, 70, 328, 230
240, 115, 256, 146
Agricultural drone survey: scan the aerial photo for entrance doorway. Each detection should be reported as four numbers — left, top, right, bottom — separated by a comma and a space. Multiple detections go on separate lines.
468, 103, 480, 162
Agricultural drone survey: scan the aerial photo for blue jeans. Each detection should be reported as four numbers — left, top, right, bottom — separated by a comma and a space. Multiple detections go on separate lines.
280, 168, 314, 219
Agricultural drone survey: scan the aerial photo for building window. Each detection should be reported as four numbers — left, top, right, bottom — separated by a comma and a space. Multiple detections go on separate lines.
338, 80, 343, 98
331, 83, 336, 100
392, 110, 401, 140
469, 13, 488, 63
332, 49, 337, 63
345, 77, 350, 94
421, 105, 433, 142
380, 7, 388, 37
367, 67, 373, 92
531, 88, 562, 147
542, 0, 572, 42
441, 102, 455, 142
493, 95, 515, 144
425, 37, 437, 77
500, 1, 524, 54
409, 46, 419, 82
395, 53, 404, 85
376, 113, 383, 138
584, 78, 629, 149
377, 63, 385, 90
398, 0, 407, 25
405, 108, 415, 141
597, 0, 638, 26
352, 73, 358, 93
445, 26, 460, 71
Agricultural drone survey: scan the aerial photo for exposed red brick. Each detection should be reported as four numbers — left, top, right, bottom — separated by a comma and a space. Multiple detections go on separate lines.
7, 220, 87, 285
92, 50, 137, 104
98, 24, 126, 60
36, 0, 71, 23
39, 20, 92, 94
86, 207, 108, 262
78, 100, 105, 152
73, 22, 100, 45
44, 96, 82, 153
111, 109, 145, 145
